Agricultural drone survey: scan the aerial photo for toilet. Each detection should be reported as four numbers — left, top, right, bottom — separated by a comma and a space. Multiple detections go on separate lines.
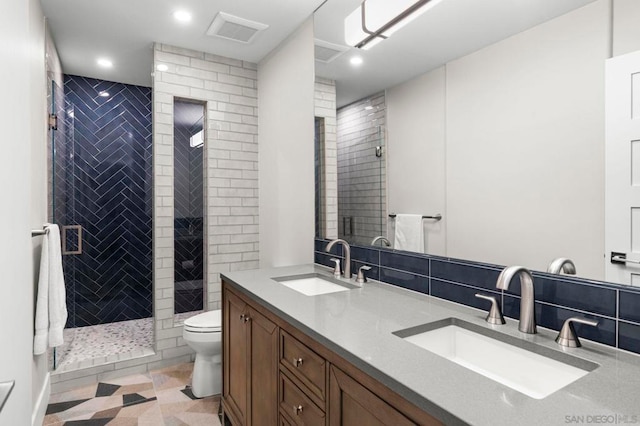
182, 309, 222, 398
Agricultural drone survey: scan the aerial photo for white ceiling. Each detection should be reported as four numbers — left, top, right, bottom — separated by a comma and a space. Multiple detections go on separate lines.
40, 0, 325, 87
42, 0, 598, 107
315, 0, 598, 107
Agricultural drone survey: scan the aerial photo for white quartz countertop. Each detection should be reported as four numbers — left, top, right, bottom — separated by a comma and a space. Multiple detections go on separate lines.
222, 264, 640, 426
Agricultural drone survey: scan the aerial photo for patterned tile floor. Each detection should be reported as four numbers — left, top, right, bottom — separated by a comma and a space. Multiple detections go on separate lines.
44, 362, 221, 426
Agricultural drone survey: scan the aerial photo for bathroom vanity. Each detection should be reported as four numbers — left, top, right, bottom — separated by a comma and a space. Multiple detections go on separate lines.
221, 265, 640, 426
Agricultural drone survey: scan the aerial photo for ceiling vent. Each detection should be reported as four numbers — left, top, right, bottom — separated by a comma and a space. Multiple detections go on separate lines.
207, 12, 269, 43
314, 39, 349, 63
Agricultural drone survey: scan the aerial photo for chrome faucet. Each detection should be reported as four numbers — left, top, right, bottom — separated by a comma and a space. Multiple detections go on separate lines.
546, 258, 576, 275
326, 239, 351, 279
496, 266, 537, 334
370, 236, 391, 247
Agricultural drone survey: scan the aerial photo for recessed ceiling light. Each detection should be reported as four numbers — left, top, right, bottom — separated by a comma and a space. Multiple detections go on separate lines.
350, 56, 363, 66
173, 10, 192, 22
156, 64, 169, 72
98, 91, 110, 98
97, 58, 113, 68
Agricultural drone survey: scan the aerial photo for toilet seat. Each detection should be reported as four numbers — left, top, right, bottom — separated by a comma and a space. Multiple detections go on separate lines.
184, 310, 221, 333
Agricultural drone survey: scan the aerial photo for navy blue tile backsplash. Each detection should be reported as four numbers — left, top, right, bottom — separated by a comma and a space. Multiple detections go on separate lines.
379, 267, 428, 294
431, 259, 500, 291
62, 75, 152, 327
381, 251, 430, 276
314, 238, 640, 356
533, 275, 617, 318
619, 290, 640, 323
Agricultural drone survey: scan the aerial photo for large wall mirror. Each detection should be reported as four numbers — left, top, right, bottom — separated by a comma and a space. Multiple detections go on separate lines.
313, 0, 640, 285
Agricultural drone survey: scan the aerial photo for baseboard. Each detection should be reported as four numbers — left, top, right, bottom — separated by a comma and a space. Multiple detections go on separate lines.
32, 372, 50, 426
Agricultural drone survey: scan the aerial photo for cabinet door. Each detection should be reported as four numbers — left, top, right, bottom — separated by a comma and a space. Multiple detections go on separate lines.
223, 289, 249, 425
329, 366, 416, 426
248, 306, 279, 426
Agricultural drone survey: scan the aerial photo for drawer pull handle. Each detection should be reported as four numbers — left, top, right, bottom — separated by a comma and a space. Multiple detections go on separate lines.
239, 314, 251, 323
240, 314, 245, 322
293, 404, 303, 415
293, 357, 303, 367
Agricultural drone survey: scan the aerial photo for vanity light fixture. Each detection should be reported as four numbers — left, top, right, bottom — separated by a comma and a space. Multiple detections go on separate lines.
345, 0, 443, 50
96, 58, 113, 68
156, 64, 169, 72
173, 10, 192, 23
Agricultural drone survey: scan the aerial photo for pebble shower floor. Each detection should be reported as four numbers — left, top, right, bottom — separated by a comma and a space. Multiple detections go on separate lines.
50, 312, 202, 372
51, 318, 155, 372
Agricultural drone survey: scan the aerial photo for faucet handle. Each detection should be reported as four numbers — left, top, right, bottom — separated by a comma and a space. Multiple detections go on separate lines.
329, 258, 341, 277
356, 265, 372, 284
555, 317, 598, 348
475, 294, 506, 325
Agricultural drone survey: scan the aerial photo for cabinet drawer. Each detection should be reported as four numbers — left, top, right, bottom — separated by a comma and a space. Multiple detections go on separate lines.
280, 330, 326, 401
280, 373, 325, 426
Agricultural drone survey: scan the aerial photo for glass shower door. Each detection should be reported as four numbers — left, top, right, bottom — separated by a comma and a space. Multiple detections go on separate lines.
52, 76, 154, 328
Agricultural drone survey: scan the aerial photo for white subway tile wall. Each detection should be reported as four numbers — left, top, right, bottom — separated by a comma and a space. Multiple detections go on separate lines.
154, 42, 259, 320
314, 77, 338, 239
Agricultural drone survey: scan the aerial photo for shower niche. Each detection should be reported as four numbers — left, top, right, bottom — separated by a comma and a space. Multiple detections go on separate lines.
173, 99, 206, 314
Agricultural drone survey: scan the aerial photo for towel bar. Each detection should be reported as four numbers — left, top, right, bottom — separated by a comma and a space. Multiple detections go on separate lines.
389, 213, 442, 221
31, 228, 47, 236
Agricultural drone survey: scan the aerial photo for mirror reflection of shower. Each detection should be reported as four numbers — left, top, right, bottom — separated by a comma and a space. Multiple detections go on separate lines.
336, 92, 387, 246
173, 99, 206, 315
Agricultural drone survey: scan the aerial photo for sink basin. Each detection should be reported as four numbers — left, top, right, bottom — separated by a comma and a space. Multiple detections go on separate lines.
393, 318, 598, 399
272, 273, 356, 296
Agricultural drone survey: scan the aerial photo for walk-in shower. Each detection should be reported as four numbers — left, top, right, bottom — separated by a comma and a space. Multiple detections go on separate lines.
48, 75, 154, 371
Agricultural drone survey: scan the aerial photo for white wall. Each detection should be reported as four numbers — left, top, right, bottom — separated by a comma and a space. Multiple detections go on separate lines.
613, 0, 640, 56
447, 0, 608, 277
0, 0, 48, 423
387, 67, 447, 255
259, 18, 315, 267
385, 0, 610, 278
29, 3, 51, 425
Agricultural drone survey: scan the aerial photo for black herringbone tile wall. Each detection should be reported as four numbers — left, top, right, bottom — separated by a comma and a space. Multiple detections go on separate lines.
62, 75, 153, 327
173, 100, 204, 314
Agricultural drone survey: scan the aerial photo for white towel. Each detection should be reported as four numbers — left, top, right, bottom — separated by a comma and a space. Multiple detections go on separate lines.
393, 214, 424, 253
34, 224, 68, 355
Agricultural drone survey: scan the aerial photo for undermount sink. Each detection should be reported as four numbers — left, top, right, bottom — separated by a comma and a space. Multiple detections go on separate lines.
393, 318, 598, 399
272, 273, 357, 296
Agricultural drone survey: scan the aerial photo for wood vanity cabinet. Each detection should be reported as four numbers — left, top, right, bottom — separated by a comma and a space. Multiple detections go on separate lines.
329, 366, 415, 426
222, 288, 279, 426
222, 280, 443, 426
